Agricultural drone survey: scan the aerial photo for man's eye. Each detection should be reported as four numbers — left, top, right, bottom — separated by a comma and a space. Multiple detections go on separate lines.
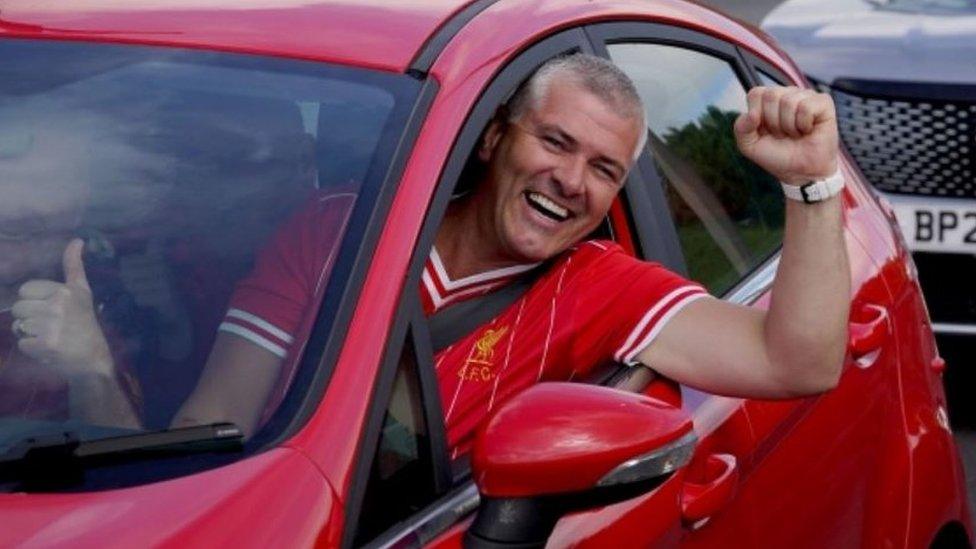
541, 135, 565, 151
594, 165, 618, 182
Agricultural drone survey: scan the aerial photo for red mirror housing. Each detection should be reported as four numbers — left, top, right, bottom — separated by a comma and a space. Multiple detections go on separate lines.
472, 382, 694, 499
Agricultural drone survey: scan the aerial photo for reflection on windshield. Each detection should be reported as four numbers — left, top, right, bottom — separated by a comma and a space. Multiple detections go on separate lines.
0, 40, 416, 461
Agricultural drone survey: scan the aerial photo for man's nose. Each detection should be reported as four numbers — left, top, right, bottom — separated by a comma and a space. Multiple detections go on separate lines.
553, 154, 586, 197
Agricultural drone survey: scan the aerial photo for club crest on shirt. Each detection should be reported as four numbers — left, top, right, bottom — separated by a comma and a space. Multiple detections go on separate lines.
458, 325, 509, 382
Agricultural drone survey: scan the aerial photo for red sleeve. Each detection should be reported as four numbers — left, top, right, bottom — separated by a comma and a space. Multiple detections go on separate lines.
568, 241, 710, 372
218, 191, 356, 359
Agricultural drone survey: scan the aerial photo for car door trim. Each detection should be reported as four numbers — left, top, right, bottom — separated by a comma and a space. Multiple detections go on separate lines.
739, 48, 795, 87
367, 483, 480, 549
725, 252, 779, 305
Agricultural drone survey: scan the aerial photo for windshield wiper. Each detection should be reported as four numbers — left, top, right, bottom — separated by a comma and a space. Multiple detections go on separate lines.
0, 423, 243, 489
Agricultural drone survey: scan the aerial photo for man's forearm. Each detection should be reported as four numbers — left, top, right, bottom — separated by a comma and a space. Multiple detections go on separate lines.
69, 368, 142, 429
764, 192, 850, 393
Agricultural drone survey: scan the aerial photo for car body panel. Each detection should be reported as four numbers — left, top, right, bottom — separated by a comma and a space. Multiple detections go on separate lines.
0, 0, 473, 72
0, 447, 337, 547
732, 181, 905, 547
887, 261, 972, 546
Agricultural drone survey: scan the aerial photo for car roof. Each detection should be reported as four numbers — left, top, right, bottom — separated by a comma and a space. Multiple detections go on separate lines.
0, 0, 792, 79
0, 0, 478, 72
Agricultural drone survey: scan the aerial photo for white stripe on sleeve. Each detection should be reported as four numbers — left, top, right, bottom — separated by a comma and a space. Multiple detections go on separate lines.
218, 322, 288, 358
621, 292, 711, 365
225, 308, 294, 343
613, 286, 706, 363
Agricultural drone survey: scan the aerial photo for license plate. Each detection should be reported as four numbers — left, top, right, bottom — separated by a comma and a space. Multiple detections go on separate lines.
887, 195, 976, 254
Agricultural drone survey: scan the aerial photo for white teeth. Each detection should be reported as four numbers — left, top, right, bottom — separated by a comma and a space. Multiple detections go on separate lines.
526, 192, 569, 220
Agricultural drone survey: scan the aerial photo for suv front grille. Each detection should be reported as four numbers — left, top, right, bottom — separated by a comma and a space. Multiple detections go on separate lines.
830, 80, 976, 198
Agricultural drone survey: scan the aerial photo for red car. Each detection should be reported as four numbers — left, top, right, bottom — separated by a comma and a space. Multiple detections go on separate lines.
0, 0, 969, 547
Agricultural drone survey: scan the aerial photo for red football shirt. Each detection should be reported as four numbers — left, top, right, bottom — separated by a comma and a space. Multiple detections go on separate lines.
222, 195, 709, 452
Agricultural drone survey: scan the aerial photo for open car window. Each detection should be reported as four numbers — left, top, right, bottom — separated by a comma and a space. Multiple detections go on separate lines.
609, 42, 784, 296
0, 39, 419, 482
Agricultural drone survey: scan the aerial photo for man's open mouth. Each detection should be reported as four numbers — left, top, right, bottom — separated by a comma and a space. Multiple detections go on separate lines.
524, 191, 570, 222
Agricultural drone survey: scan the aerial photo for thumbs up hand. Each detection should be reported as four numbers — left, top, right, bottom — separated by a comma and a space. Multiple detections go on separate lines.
11, 238, 113, 378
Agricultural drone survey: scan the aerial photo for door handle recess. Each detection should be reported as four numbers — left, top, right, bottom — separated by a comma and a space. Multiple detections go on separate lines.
680, 453, 738, 525
848, 303, 890, 358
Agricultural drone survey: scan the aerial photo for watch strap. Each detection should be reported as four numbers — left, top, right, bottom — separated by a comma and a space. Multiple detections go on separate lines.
781, 169, 845, 203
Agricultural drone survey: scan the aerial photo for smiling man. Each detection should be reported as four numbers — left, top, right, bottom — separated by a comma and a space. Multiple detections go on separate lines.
170, 53, 850, 450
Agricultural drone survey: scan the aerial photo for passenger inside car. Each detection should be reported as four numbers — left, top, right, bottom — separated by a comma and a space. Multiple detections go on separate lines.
113, 92, 314, 428
0, 103, 141, 428
0, 84, 319, 431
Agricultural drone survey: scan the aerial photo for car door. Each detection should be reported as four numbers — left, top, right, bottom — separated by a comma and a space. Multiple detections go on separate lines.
588, 22, 904, 548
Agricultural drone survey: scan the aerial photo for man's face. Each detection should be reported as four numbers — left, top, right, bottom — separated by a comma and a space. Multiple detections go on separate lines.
476, 75, 641, 263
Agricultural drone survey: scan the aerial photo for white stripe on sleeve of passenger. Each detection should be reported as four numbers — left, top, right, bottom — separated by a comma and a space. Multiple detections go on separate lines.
218, 322, 288, 358
225, 308, 294, 344
621, 293, 711, 365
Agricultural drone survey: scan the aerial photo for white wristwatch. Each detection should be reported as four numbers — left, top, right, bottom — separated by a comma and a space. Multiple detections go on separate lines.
781, 169, 845, 203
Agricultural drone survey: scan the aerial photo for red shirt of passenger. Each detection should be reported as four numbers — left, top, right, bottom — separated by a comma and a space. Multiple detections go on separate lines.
220, 193, 709, 453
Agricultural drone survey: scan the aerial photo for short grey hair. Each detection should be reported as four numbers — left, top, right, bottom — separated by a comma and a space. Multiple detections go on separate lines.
506, 53, 648, 161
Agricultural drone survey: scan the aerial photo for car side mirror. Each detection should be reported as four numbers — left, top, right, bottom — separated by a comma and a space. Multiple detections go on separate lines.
465, 382, 696, 549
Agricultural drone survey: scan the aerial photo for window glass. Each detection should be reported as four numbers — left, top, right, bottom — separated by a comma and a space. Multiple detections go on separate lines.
355, 337, 437, 546
0, 40, 418, 468
757, 70, 784, 88
608, 43, 784, 295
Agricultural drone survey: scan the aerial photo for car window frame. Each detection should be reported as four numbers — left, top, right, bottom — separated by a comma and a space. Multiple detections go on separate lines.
584, 21, 786, 298
739, 48, 796, 87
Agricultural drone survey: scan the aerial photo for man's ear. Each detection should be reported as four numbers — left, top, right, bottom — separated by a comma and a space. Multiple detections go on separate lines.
478, 118, 505, 163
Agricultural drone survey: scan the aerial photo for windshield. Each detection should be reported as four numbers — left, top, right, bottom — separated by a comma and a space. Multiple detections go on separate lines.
0, 39, 419, 480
